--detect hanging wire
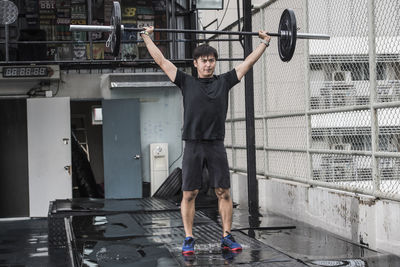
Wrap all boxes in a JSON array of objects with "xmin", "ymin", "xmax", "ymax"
[{"xmin": 216, "ymin": 0, "xmax": 232, "ymax": 31}]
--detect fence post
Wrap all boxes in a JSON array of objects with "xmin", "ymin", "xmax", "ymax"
[
  {"xmin": 260, "ymin": 6, "xmax": 270, "ymax": 181},
  {"xmin": 368, "ymin": 0, "xmax": 380, "ymax": 194},
  {"xmin": 243, "ymin": 0, "xmax": 259, "ymax": 214},
  {"xmin": 228, "ymin": 36, "xmax": 237, "ymax": 177},
  {"xmin": 303, "ymin": 0, "xmax": 313, "ymax": 181}
]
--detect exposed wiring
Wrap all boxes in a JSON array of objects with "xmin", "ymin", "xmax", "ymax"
[
  {"xmin": 54, "ymin": 73, "xmax": 65, "ymax": 96},
  {"xmin": 215, "ymin": 0, "xmax": 232, "ymax": 66},
  {"xmin": 237, "ymin": 0, "xmax": 244, "ymax": 48},
  {"xmin": 169, "ymin": 142, "xmax": 183, "ymax": 169},
  {"xmin": 197, "ymin": 14, "xmax": 205, "ymax": 29},
  {"xmin": 236, "ymin": 0, "xmax": 241, "ymax": 32},
  {"xmin": 53, "ymin": 77, "xmax": 62, "ymax": 96},
  {"xmin": 169, "ymin": 129, "xmax": 184, "ymax": 169},
  {"xmin": 216, "ymin": 0, "xmax": 231, "ymax": 30},
  {"xmin": 24, "ymin": 79, "xmax": 62, "ymax": 97},
  {"xmin": 27, "ymin": 83, "xmax": 43, "ymax": 97}
]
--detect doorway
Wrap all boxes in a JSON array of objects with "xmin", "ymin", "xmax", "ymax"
[
  {"xmin": 70, "ymin": 98, "xmax": 143, "ymax": 199},
  {"xmin": 70, "ymin": 100, "xmax": 104, "ymax": 198}
]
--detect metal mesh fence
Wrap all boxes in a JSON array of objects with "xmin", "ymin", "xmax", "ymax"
[
  {"xmin": 268, "ymin": 116, "xmax": 307, "ymax": 149},
  {"xmin": 220, "ymin": 0, "xmax": 400, "ymax": 201},
  {"xmin": 375, "ymin": 0, "xmax": 400, "ymax": 103},
  {"xmin": 268, "ymin": 151, "xmax": 308, "ymax": 180},
  {"xmin": 312, "ymin": 154, "xmax": 373, "ymax": 184},
  {"xmin": 377, "ymin": 108, "xmax": 400, "ymax": 152},
  {"xmin": 378, "ymin": 157, "xmax": 400, "ymax": 196},
  {"xmin": 311, "ymin": 110, "xmax": 372, "ymax": 151}
]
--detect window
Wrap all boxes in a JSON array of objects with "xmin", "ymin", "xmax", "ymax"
[
  {"xmin": 393, "ymin": 62, "xmax": 400, "ymax": 80},
  {"xmin": 341, "ymin": 63, "xmax": 369, "ymax": 81},
  {"xmin": 310, "ymin": 63, "xmax": 322, "ymax": 70},
  {"xmin": 92, "ymin": 106, "xmax": 102, "ymax": 125},
  {"xmin": 195, "ymin": 0, "xmax": 224, "ymax": 10},
  {"xmin": 377, "ymin": 63, "xmax": 386, "ymax": 80}
]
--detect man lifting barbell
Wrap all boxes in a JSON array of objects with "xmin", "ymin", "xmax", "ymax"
[
  {"xmin": 69, "ymin": 0, "xmax": 329, "ymax": 256},
  {"xmin": 140, "ymin": 25, "xmax": 271, "ymax": 255}
]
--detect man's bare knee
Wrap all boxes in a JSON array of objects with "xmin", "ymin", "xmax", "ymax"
[
  {"xmin": 182, "ymin": 190, "xmax": 199, "ymax": 202},
  {"xmin": 215, "ymin": 188, "xmax": 231, "ymax": 201}
]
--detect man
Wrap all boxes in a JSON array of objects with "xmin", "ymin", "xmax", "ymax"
[{"xmin": 140, "ymin": 26, "xmax": 271, "ymax": 254}]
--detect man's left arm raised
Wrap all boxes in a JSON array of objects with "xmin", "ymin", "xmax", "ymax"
[{"xmin": 234, "ymin": 31, "xmax": 271, "ymax": 81}]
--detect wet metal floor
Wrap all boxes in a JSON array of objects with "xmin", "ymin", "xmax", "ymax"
[
  {"xmin": 1, "ymin": 197, "xmax": 400, "ymax": 266},
  {"xmin": 71, "ymin": 211, "xmax": 302, "ymax": 266},
  {"xmin": 0, "ymin": 218, "xmax": 72, "ymax": 267}
]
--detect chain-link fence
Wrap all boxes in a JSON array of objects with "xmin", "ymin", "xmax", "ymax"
[{"xmin": 214, "ymin": 0, "xmax": 400, "ymax": 201}]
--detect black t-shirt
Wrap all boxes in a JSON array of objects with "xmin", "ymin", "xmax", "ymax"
[{"xmin": 173, "ymin": 69, "xmax": 240, "ymax": 140}]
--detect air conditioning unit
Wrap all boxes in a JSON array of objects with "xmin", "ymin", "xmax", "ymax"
[{"xmin": 332, "ymin": 71, "xmax": 352, "ymax": 82}]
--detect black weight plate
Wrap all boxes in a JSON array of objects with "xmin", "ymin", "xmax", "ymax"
[
  {"xmin": 278, "ymin": 9, "xmax": 297, "ymax": 62},
  {"xmin": 110, "ymin": 1, "xmax": 121, "ymax": 57}
]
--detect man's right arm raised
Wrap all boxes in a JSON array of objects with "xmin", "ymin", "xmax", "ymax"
[{"xmin": 141, "ymin": 26, "xmax": 177, "ymax": 82}]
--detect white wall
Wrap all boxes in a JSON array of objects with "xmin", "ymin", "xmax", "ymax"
[{"xmin": 100, "ymin": 75, "xmax": 183, "ymax": 183}]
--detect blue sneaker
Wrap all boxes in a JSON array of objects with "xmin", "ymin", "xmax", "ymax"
[
  {"xmin": 221, "ymin": 232, "xmax": 242, "ymax": 251},
  {"xmin": 182, "ymin": 236, "xmax": 195, "ymax": 254}
]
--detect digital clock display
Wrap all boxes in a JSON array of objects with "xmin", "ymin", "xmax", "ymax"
[{"xmin": 2, "ymin": 67, "xmax": 49, "ymax": 78}]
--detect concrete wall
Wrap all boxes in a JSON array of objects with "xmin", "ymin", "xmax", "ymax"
[
  {"xmin": 229, "ymin": 172, "xmax": 400, "ymax": 257},
  {"xmin": 0, "ymin": 70, "xmax": 184, "ymax": 185},
  {"xmin": 104, "ymin": 85, "xmax": 183, "ymax": 183}
]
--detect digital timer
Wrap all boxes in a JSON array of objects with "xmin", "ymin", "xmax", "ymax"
[
  {"xmin": 2, "ymin": 66, "xmax": 49, "ymax": 78},
  {"xmin": 0, "ymin": 65, "xmax": 60, "ymax": 80}
]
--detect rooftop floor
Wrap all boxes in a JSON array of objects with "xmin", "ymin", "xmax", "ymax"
[{"xmin": 1, "ymin": 197, "xmax": 399, "ymax": 266}]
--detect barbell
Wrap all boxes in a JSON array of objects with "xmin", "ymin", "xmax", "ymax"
[{"xmin": 70, "ymin": 1, "xmax": 330, "ymax": 62}]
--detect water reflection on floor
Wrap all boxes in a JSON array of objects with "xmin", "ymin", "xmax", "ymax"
[
  {"xmin": 1, "ymin": 198, "xmax": 400, "ymax": 266},
  {"xmin": 0, "ymin": 218, "xmax": 72, "ymax": 267},
  {"xmin": 71, "ymin": 210, "xmax": 304, "ymax": 266},
  {"xmin": 207, "ymin": 208, "xmax": 400, "ymax": 267},
  {"xmin": 65, "ymin": 198, "xmax": 400, "ymax": 266}
]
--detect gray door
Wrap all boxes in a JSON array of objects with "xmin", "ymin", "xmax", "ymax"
[{"xmin": 102, "ymin": 99, "xmax": 142, "ymax": 198}]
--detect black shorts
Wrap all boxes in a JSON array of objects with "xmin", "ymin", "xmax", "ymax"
[{"xmin": 182, "ymin": 140, "xmax": 230, "ymax": 191}]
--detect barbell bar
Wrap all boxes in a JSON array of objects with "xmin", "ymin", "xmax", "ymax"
[
  {"xmin": 70, "ymin": 25, "xmax": 330, "ymax": 39},
  {"xmin": 70, "ymin": 1, "xmax": 330, "ymax": 62}
]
